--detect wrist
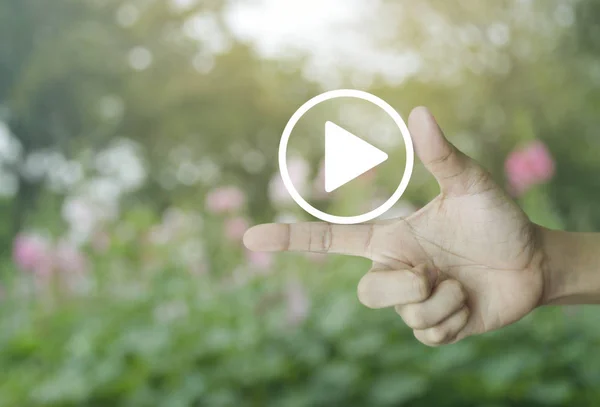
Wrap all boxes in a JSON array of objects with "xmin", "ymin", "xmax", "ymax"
[
  {"xmin": 538, "ymin": 226, "xmax": 567, "ymax": 305},
  {"xmin": 538, "ymin": 225, "xmax": 600, "ymax": 305}
]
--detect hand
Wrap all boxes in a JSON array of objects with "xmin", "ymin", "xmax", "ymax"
[{"xmin": 244, "ymin": 107, "xmax": 546, "ymax": 346}]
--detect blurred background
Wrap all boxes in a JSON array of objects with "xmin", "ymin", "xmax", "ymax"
[{"xmin": 1, "ymin": 0, "xmax": 600, "ymax": 405}]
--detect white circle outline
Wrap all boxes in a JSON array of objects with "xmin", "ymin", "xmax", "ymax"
[{"xmin": 279, "ymin": 89, "xmax": 414, "ymax": 225}]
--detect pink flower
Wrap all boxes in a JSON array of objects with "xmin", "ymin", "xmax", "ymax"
[
  {"xmin": 288, "ymin": 157, "xmax": 309, "ymax": 186},
  {"xmin": 527, "ymin": 141, "xmax": 555, "ymax": 179},
  {"xmin": 55, "ymin": 241, "xmax": 88, "ymax": 274},
  {"xmin": 205, "ymin": 186, "xmax": 246, "ymax": 214},
  {"xmin": 505, "ymin": 140, "xmax": 555, "ymax": 196},
  {"xmin": 285, "ymin": 279, "xmax": 310, "ymax": 326},
  {"xmin": 247, "ymin": 250, "xmax": 273, "ymax": 273},
  {"xmin": 34, "ymin": 252, "xmax": 55, "ymax": 278},
  {"xmin": 269, "ymin": 157, "xmax": 309, "ymax": 205},
  {"xmin": 12, "ymin": 233, "xmax": 50, "ymax": 273},
  {"xmin": 224, "ymin": 216, "xmax": 249, "ymax": 242}
]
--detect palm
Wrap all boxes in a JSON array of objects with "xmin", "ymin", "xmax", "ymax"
[{"xmin": 377, "ymin": 185, "xmax": 544, "ymax": 336}]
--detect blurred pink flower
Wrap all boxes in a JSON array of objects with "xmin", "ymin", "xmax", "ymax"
[
  {"xmin": 269, "ymin": 157, "xmax": 309, "ymax": 205},
  {"xmin": 34, "ymin": 253, "xmax": 55, "ymax": 278},
  {"xmin": 247, "ymin": 250, "xmax": 273, "ymax": 273},
  {"xmin": 205, "ymin": 186, "xmax": 246, "ymax": 214},
  {"xmin": 224, "ymin": 216, "xmax": 249, "ymax": 242},
  {"xmin": 288, "ymin": 157, "xmax": 309, "ymax": 186},
  {"xmin": 528, "ymin": 141, "xmax": 555, "ymax": 178},
  {"xmin": 285, "ymin": 279, "xmax": 311, "ymax": 326},
  {"xmin": 12, "ymin": 233, "xmax": 50, "ymax": 273},
  {"xmin": 505, "ymin": 140, "xmax": 555, "ymax": 196},
  {"xmin": 55, "ymin": 241, "xmax": 88, "ymax": 274}
]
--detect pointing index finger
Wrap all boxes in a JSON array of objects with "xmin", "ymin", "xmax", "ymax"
[{"xmin": 243, "ymin": 223, "xmax": 377, "ymax": 259}]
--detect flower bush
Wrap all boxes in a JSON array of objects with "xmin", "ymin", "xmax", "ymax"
[{"xmin": 0, "ymin": 187, "xmax": 599, "ymax": 406}]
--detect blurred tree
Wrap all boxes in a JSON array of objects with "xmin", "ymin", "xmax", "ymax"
[
  {"xmin": 0, "ymin": 0, "xmax": 137, "ymax": 234},
  {"xmin": 0, "ymin": 0, "xmax": 319, "ymax": 239},
  {"xmin": 3, "ymin": 0, "xmax": 600, "ymax": 237}
]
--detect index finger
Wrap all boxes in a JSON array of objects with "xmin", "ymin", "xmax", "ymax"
[{"xmin": 243, "ymin": 222, "xmax": 377, "ymax": 259}]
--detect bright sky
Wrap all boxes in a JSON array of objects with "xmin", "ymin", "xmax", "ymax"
[
  {"xmin": 226, "ymin": 0, "xmax": 370, "ymax": 56},
  {"xmin": 225, "ymin": 0, "xmax": 421, "ymax": 87}
]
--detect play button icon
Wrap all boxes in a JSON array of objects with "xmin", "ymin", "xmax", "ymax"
[
  {"xmin": 324, "ymin": 121, "xmax": 388, "ymax": 193},
  {"xmin": 278, "ymin": 89, "xmax": 414, "ymax": 225}
]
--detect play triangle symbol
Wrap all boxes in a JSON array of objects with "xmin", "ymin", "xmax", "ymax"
[{"xmin": 324, "ymin": 121, "xmax": 388, "ymax": 193}]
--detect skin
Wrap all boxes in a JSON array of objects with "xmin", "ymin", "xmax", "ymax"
[{"xmin": 243, "ymin": 107, "xmax": 600, "ymax": 347}]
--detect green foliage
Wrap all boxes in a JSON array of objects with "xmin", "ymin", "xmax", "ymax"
[{"xmin": 1, "ymin": 245, "xmax": 599, "ymax": 407}]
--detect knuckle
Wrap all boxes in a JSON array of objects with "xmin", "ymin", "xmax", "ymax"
[
  {"xmin": 465, "ymin": 167, "xmax": 491, "ymax": 192},
  {"xmin": 322, "ymin": 224, "xmax": 333, "ymax": 252},
  {"xmin": 459, "ymin": 306, "xmax": 471, "ymax": 324},
  {"xmin": 429, "ymin": 146, "xmax": 455, "ymax": 168},
  {"xmin": 444, "ymin": 279, "xmax": 466, "ymax": 303},
  {"xmin": 312, "ymin": 223, "xmax": 332, "ymax": 252},
  {"xmin": 411, "ymin": 271, "xmax": 431, "ymax": 300}
]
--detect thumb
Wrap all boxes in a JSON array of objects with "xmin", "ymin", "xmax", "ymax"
[{"xmin": 408, "ymin": 106, "xmax": 490, "ymax": 195}]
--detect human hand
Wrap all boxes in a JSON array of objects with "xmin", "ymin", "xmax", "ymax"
[{"xmin": 244, "ymin": 107, "xmax": 546, "ymax": 346}]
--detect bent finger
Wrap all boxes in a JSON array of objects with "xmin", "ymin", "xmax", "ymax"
[
  {"xmin": 357, "ymin": 264, "xmax": 439, "ymax": 309},
  {"xmin": 413, "ymin": 305, "xmax": 470, "ymax": 347},
  {"xmin": 396, "ymin": 279, "xmax": 467, "ymax": 329}
]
